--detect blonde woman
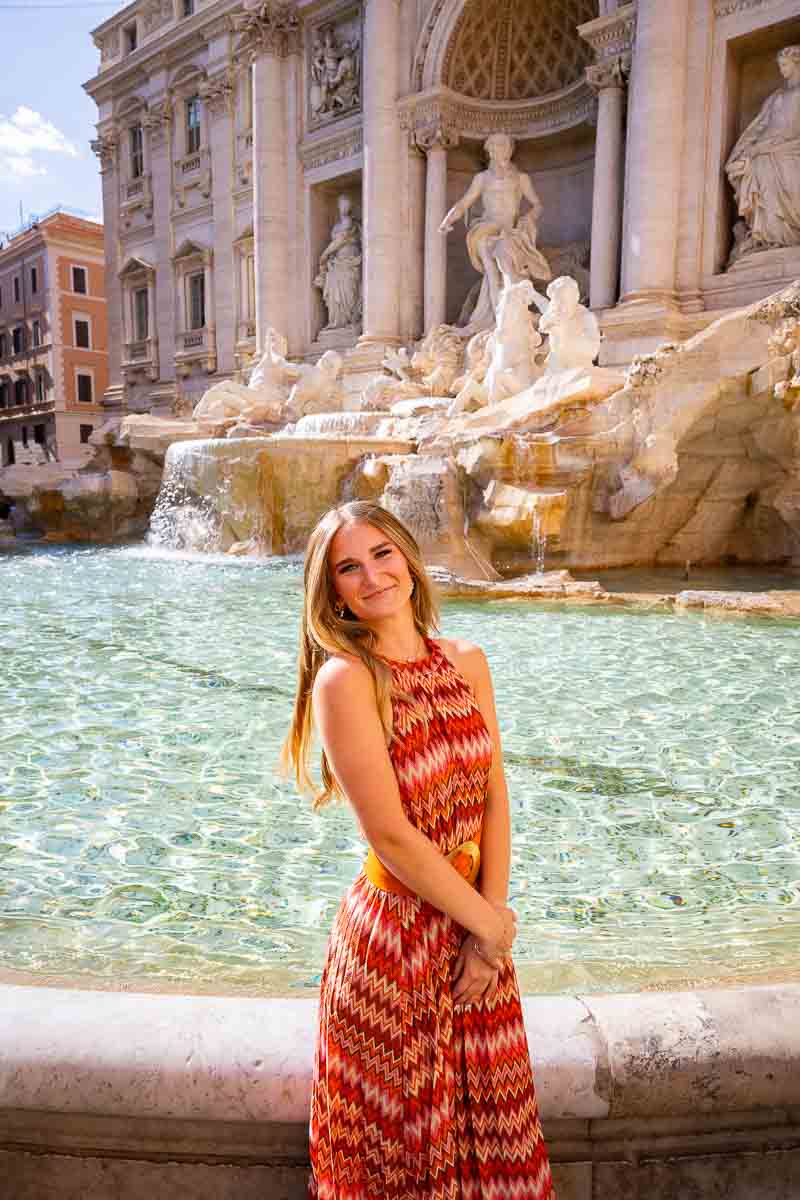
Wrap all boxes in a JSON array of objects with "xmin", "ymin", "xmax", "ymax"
[{"xmin": 283, "ymin": 501, "xmax": 555, "ymax": 1200}]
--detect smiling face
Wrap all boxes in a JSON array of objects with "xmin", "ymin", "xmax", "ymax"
[{"xmin": 328, "ymin": 521, "xmax": 415, "ymax": 623}]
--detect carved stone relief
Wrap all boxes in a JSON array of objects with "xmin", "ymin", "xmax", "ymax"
[
  {"xmin": 91, "ymin": 130, "xmax": 119, "ymax": 173},
  {"xmin": 200, "ymin": 70, "xmax": 236, "ymax": 117},
  {"xmin": 307, "ymin": 8, "xmax": 361, "ymax": 129},
  {"xmin": 142, "ymin": 98, "xmax": 172, "ymax": 150}
]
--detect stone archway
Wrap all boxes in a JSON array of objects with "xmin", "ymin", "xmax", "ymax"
[{"xmin": 413, "ymin": 0, "xmax": 597, "ymax": 98}]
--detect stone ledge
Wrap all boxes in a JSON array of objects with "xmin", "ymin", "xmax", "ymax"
[{"xmin": 1, "ymin": 984, "xmax": 799, "ymax": 1129}]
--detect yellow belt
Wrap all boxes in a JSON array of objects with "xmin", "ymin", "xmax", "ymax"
[{"xmin": 364, "ymin": 833, "xmax": 482, "ymax": 899}]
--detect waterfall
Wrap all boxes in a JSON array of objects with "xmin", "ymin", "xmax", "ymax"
[{"xmin": 531, "ymin": 506, "xmax": 547, "ymax": 576}]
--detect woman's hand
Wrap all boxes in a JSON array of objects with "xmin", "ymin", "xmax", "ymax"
[
  {"xmin": 475, "ymin": 902, "xmax": 517, "ymax": 967},
  {"xmin": 452, "ymin": 935, "xmax": 500, "ymax": 1008}
]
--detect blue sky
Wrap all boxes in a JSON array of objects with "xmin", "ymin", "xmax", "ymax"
[{"xmin": 0, "ymin": 0, "xmax": 122, "ymax": 239}]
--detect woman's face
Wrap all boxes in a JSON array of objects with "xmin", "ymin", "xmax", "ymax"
[{"xmin": 328, "ymin": 521, "xmax": 414, "ymax": 623}]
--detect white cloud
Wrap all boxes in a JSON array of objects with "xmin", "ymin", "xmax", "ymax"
[{"xmin": 0, "ymin": 106, "xmax": 79, "ymax": 179}]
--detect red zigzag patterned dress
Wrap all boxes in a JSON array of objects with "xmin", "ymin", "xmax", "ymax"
[{"xmin": 309, "ymin": 637, "xmax": 555, "ymax": 1199}]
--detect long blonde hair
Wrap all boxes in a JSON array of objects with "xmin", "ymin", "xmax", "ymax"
[{"xmin": 280, "ymin": 501, "xmax": 439, "ymax": 809}]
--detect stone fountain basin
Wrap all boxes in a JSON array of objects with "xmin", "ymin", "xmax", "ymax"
[{"xmin": 2, "ymin": 981, "xmax": 799, "ymax": 1197}]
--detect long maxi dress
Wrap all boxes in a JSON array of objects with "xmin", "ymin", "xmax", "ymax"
[{"xmin": 309, "ymin": 638, "xmax": 555, "ymax": 1200}]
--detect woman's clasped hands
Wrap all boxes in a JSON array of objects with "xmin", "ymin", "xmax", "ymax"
[{"xmin": 452, "ymin": 901, "xmax": 517, "ymax": 1009}]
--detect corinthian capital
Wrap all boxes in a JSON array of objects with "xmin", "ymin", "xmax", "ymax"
[
  {"xmin": 586, "ymin": 53, "xmax": 630, "ymax": 92},
  {"xmin": 233, "ymin": 1, "xmax": 301, "ymax": 61},
  {"xmin": 91, "ymin": 130, "xmax": 119, "ymax": 172}
]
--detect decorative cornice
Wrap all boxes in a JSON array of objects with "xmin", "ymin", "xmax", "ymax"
[
  {"xmin": 578, "ymin": 2, "xmax": 636, "ymax": 63},
  {"xmin": 714, "ymin": 0, "xmax": 785, "ymax": 16},
  {"xmin": 232, "ymin": 1, "xmax": 301, "ymax": 61},
  {"xmin": 299, "ymin": 126, "xmax": 362, "ymax": 172},
  {"xmin": 586, "ymin": 53, "xmax": 631, "ymax": 93},
  {"xmin": 398, "ymin": 81, "xmax": 596, "ymax": 144}
]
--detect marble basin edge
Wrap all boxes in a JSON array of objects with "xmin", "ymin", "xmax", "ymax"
[{"xmin": 2, "ymin": 982, "xmax": 800, "ymax": 1127}]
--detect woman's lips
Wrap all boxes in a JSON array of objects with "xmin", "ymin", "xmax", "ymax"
[{"xmin": 362, "ymin": 584, "xmax": 396, "ymax": 600}]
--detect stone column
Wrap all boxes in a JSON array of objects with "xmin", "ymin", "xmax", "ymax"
[
  {"xmin": 144, "ymin": 98, "xmax": 174, "ymax": 383},
  {"xmin": 419, "ymin": 129, "xmax": 454, "ymax": 333},
  {"xmin": 203, "ymin": 72, "xmax": 235, "ymax": 373},
  {"xmin": 247, "ymin": 5, "xmax": 301, "ymax": 353},
  {"xmin": 406, "ymin": 143, "xmax": 426, "ymax": 340},
  {"xmin": 360, "ymin": 0, "xmax": 403, "ymax": 345},
  {"xmin": 619, "ymin": 0, "xmax": 690, "ymax": 303},
  {"xmin": 91, "ymin": 130, "xmax": 123, "ymax": 404},
  {"xmin": 586, "ymin": 59, "xmax": 628, "ymax": 310}
]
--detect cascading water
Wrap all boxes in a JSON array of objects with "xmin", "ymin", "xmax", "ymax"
[
  {"xmin": 148, "ymin": 440, "xmax": 227, "ymax": 552},
  {"xmin": 147, "ymin": 438, "xmax": 271, "ymax": 554},
  {"xmin": 531, "ymin": 506, "xmax": 547, "ymax": 576}
]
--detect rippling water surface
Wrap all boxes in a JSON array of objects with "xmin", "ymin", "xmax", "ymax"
[{"xmin": 1, "ymin": 544, "xmax": 799, "ymax": 995}]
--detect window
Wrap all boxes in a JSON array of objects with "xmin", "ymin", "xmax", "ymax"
[
  {"xmin": 0, "ymin": 333, "xmax": 6, "ymax": 359},
  {"xmin": 72, "ymin": 266, "xmax": 87, "ymax": 294},
  {"xmin": 77, "ymin": 374, "xmax": 93, "ymax": 404},
  {"xmin": 186, "ymin": 96, "xmax": 201, "ymax": 154},
  {"xmin": 80, "ymin": 424, "xmax": 93, "ymax": 444},
  {"xmin": 35, "ymin": 372, "xmax": 45, "ymax": 405},
  {"xmin": 30, "ymin": 266, "xmax": 38, "ymax": 293},
  {"xmin": 124, "ymin": 22, "xmax": 137, "ymax": 53},
  {"xmin": 74, "ymin": 319, "xmax": 91, "ymax": 349},
  {"xmin": 0, "ymin": 382, "xmax": 7, "ymax": 408},
  {"xmin": 5, "ymin": 439, "xmax": 14, "ymax": 466},
  {"xmin": 182, "ymin": 0, "xmax": 194, "ymax": 14},
  {"xmin": 133, "ymin": 287, "xmax": 149, "ymax": 341},
  {"xmin": 21, "ymin": 425, "xmax": 28, "ymax": 448},
  {"xmin": 34, "ymin": 423, "xmax": 45, "ymax": 445},
  {"xmin": 32, "ymin": 320, "xmax": 41, "ymax": 348},
  {"xmin": 13, "ymin": 277, "xmax": 20, "ymax": 304},
  {"xmin": 14, "ymin": 378, "xmax": 28, "ymax": 406},
  {"xmin": 12, "ymin": 327, "xmax": 23, "ymax": 355},
  {"xmin": 188, "ymin": 272, "xmax": 205, "ymax": 330},
  {"xmin": 129, "ymin": 124, "xmax": 144, "ymax": 179}
]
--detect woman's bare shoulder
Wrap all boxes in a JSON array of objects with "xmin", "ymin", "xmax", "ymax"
[
  {"xmin": 433, "ymin": 636, "xmax": 488, "ymax": 684},
  {"xmin": 314, "ymin": 651, "xmax": 371, "ymax": 691}
]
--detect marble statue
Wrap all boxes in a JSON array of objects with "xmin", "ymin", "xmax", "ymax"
[
  {"xmin": 314, "ymin": 194, "xmax": 363, "ymax": 330},
  {"xmin": 194, "ymin": 328, "xmax": 300, "ymax": 427},
  {"xmin": 532, "ymin": 276, "xmax": 601, "ymax": 373},
  {"xmin": 286, "ymin": 350, "xmax": 346, "ymax": 420},
  {"xmin": 725, "ymin": 45, "xmax": 800, "ymax": 263},
  {"xmin": 440, "ymin": 132, "xmax": 552, "ymax": 334},
  {"xmin": 361, "ymin": 325, "xmax": 465, "ymax": 410},
  {"xmin": 309, "ymin": 25, "xmax": 360, "ymax": 122},
  {"xmin": 483, "ymin": 279, "xmax": 543, "ymax": 405}
]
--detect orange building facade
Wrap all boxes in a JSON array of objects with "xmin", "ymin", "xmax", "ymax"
[{"xmin": 0, "ymin": 211, "xmax": 108, "ymax": 466}]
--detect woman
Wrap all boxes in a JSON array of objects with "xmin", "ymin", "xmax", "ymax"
[{"xmin": 283, "ymin": 501, "xmax": 555, "ymax": 1199}]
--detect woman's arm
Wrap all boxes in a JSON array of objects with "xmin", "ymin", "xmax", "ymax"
[
  {"xmin": 312, "ymin": 656, "xmax": 515, "ymax": 957},
  {"xmin": 439, "ymin": 640, "xmax": 511, "ymax": 906}
]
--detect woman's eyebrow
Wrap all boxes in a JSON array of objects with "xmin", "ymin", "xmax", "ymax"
[{"xmin": 332, "ymin": 541, "xmax": 393, "ymax": 569}]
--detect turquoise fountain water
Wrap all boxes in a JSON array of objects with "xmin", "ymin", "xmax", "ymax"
[{"xmin": 1, "ymin": 543, "xmax": 799, "ymax": 995}]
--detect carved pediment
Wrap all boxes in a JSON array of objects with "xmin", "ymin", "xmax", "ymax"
[
  {"xmin": 119, "ymin": 255, "xmax": 156, "ymax": 279},
  {"xmin": 172, "ymin": 238, "xmax": 212, "ymax": 264}
]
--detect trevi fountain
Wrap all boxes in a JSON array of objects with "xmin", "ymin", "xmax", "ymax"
[{"xmin": 2, "ymin": 4, "xmax": 800, "ymax": 1198}]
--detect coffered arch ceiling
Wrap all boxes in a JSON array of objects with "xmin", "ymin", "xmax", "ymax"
[{"xmin": 444, "ymin": 0, "xmax": 597, "ymax": 100}]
